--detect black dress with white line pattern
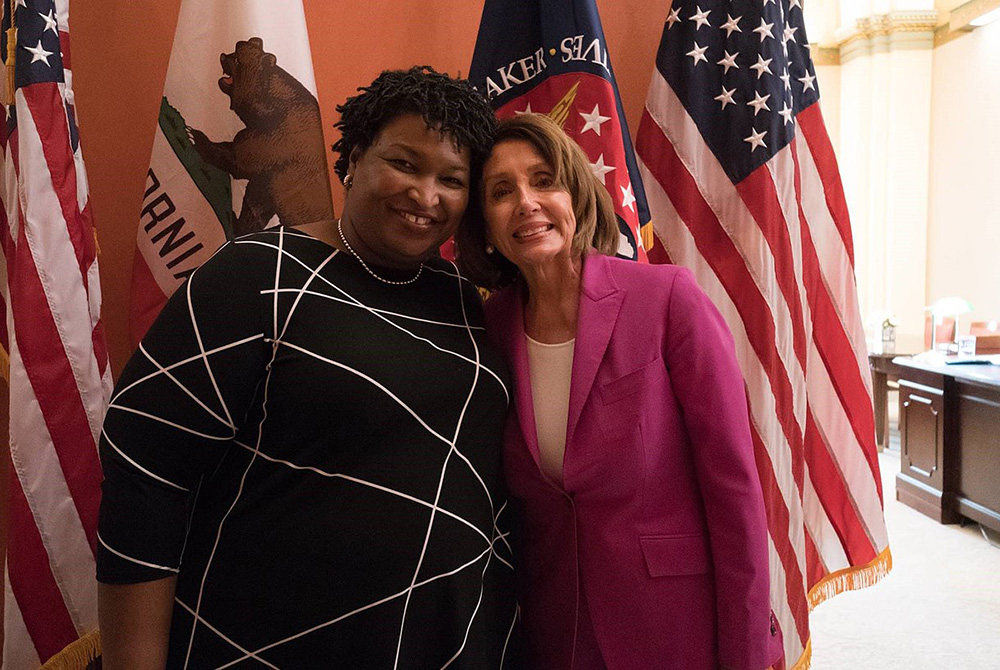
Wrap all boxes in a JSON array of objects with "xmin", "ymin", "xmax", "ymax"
[{"xmin": 97, "ymin": 228, "xmax": 518, "ymax": 668}]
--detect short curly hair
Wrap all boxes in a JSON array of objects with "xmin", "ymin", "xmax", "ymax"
[{"xmin": 332, "ymin": 66, "xmax": 497, "ymax": 182}]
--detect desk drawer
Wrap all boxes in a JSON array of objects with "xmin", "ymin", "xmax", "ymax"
[{"xmin": 899, "ymin": 381, "xmax": 944, "ymax": 484}]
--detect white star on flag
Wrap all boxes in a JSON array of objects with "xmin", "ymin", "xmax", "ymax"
[
  {"xmin": 686, "ymin": 43, "xmax": 709, "ymax": 66},
  {"xmin": 790, "ymin": 0, "xmax": 802, "ymax": 9},
  {"xmin": 620, "ymin": 183, "xmax": 636, "ymax": 212},
  {"xmin": 783, "ymin": 25, "xmax": 799, "ymax": 44},
  {"xmin": 747, "ymin": 91, "xmax": 770, "ymax": 116},
  {"xmin": 40, "ymin": 9, "xmax": 59, "ymax": 34},
  {"xmin": 798, "ymin": 72, "xmax": 816, "ymax": 91},
  {"xmin": 25, "ymin": 40, "xmax": 54, "ymax": 66},
  {"xmin": 779, "ymin": 102, "xmax": 794, "ymax": 125},
  {"xmin": 666, "ymin": 7, "xmax": 682, "ymax": 29},
  {"xmin": 744, "ymin": 128, "xmax": 767, "ymax": 150},
  {"xmin": 579, "ymin": 104, "xmax": 611, "ymax": 136},
  {"xmin": 780, "ymin": 70, "xmax": 791, "ymax": 90},
  {"xmin": 763, "ymin": 0, "xmax": 776, "ymax": 5},
  {"xmin": 717, "ymin": 51, "xmax": 739, "ymax": 74},
  {"xmin": 589, "ymin": 154, "xmax": 616, "ymax": 185},
  {"xmin": 714, "ymin": 86, "xmax": 737, "ymax": 109},
  {"xmin": 514, "ymin": 102, "xmax": 534, "ymax": 115},
  {"xmin": 689, "ymin": 6, "xmax": 711, "ymax": 29},
  {"xmin": 720, "ymin": 14, "xmax": 742, "ymax": 37},
  {"xmin": 750, "ymin": 54, "xmax": 772, "ymax": 79},
  {"xmin": 753, "ymin": 18, "xmax": 774, "ymax": 42},
  {"xmin": 15, "ymin": 0, "xmax": 26, "ymax": 8}
]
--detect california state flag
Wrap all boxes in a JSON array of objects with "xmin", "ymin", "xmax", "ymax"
[{"xmin": 130, "ymin": 0, "xmax": 332, "ymax": 343}]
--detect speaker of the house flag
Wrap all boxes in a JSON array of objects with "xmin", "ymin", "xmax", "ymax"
[{"xmin": 469, "ymin": 0, "xmax": 651, "ymax": 262}]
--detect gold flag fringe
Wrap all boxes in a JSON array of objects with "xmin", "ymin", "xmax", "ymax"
[
  {"xmin": 40, "ymin": 629, "xmax": 101, "ymax": 670},
  {"xmin": 0, "ymin": 342, "xmax": 9, "ymax": 384},
  {"xmin": 640, "ymin": 222, "xmax": 655, "ymax": 255},
  {"xmin": 790, "ymin": 638, "xmax": 813, "ymax": 670},
  {"xmin": 786, "ymin": 545, "xmax": 893, "ymax": 670},
  {"xmin": 807, "ymin": 545, "xmax": 893, "ymax": 610}
]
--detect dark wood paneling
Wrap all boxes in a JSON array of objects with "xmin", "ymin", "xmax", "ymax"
[
  {"xmin": 900, "ymin": 384, "xmax": 942, "ymax": 479},
  {"xmin": 897, "ymin": 377, "xmax": 958, "ymax": 523},
  {"xmin": 894, "ymin": 358, "xmax": 1000, "ymax": 530},
  {"xmin": 955, "ymin": 383, "xmax": 1000, "ymax": 532}
]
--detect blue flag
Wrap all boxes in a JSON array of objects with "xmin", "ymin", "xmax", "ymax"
[{"xmin": 470, "ymin": 0, "xmax": 652, "ymax": 261}]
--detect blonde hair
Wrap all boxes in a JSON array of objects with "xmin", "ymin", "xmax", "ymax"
[{"xmin": 457, "ymin": 113, "xmax": 619, "ymax": 289}]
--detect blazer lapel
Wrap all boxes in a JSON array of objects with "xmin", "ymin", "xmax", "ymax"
[{"xmin": 566, "ymin": 254, "xmax": 624, "ymax": 446}]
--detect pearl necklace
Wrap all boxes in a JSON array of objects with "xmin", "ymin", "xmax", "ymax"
[{"xmin": 337, "ymin": 219, "xmax": 423, "ymax": 286}]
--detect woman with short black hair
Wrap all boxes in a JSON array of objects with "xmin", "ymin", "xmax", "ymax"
[{"xmin": 98, "ymin": 67, "xmax": 518, "ymax": 669}]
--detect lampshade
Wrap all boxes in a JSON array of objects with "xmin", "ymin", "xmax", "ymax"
[{"xmin": 926, "ymin": 297, "xmax": 974, "ymax": 317}]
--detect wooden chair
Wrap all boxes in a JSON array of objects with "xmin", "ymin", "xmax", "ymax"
[
  {"xmin": 923, "ymin": 315, "xmax": 956, "ymax": 350},
  {"xmin": 970, "ymin": 320, "xmax": 1000, "ymax": 336}
]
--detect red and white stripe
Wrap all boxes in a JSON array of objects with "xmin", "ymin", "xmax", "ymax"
[
  {"xmin": 636, "ymin": 66, "xmax": 887, "ymax": 666},
  {"xmin": 1, "ymin": 6, "xmax": 112, "ymax": 664}
]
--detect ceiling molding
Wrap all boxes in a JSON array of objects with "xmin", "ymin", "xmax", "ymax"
[
  {"xmin": 832, "ymin": 11, "xmax": 938, "ymax": 62},
  {"xmin": 812, "ymin": 46, "xmax": 840, "ymax": 67},
  {"xmin": 948, "ymin": 0, "xmax": 1000, "ymax": 31},
  {"xmin": 835, "ymin": 10, "xmax": 939, "ymax": 47}
]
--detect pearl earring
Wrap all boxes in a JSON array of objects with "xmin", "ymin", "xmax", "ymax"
[{"xmin": 485, "ymin": 244, "xmax": 495, "ymax": 255}]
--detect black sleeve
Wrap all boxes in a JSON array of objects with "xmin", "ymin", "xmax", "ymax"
[{"xmin": 97, "ymin": 241, "xmax": 271, "ymax": 583}]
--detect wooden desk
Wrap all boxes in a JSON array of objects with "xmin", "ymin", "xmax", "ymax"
[
  {"xmin": 894, "ymin": 356, "xmax": 1000, "ymax": 532},
  {"xmin": 869, "ymin": 353, "xmax": 910, "ymax": 450}
]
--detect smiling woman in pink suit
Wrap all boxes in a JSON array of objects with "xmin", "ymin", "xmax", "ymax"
[{"xmin": 457, "ymin": 113, "xmax": 784, "ymax": 670}]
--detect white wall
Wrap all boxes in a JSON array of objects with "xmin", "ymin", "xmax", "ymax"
[
  {"xmin": 926, "ymin": 20, "xmax": 1000, "ymax": 327},
  {"xmin": 810, "ymin": 1, "xmax": 998, "ymax": 348},
  {"xmin": 834, "ymin": 26, "xmax": 935, "ymax": 349}
]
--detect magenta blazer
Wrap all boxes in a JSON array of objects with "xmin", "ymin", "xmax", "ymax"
[{"xmin": 484, "ymin": 253, "xmax": 783, "ymax": 669}]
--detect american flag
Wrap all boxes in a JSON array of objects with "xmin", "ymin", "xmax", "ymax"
[
  {"xmin": 1, "ymin": 0, "xmax": 111, "ymax": 666},
  {"xmin": 634, "ymin": 0, "xmax": 891, "ymax": 666}
]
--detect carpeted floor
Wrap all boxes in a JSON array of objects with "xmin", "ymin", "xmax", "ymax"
[{"xmin": 808, "ymin": 442, "xmax": 1000, "ymax": 669}]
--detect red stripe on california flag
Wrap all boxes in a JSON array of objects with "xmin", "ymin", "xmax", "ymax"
[
  {"xmin": 8, "ymin": 467, "xmax": 80, "ymax": 660},
  {"xmin": 748, "ymin": 422, "xmax": 809, "ymax": 645},
  {"xmin": 804, "ymin": 410, "xmax": 878, "ymax": 565},
  {"xmin": 734, "ymin": 167, "xmax": 808, "ymax": 373},
  {"xmin": 796, "ymin": 104, "xmax": 854, "ymax": 267},
  {"xmin": 799, "ymin": 225, "xmax": 882, "ymax": 500},
  {"xmin": 129, "ymin": 248, "xmax": 168, "ymax": 345},
  {"xmin": 10, "ymin": 226, "xmax": 101, "ymax": 548},
  {"xmin": 23, "ymin": 84, "xmax": 91, "ymax": 282},
  {"xmin": 636, "ymin": 109, "xmax": 805, "ymax": 461}
]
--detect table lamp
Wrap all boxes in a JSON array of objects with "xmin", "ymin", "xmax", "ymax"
[{"xmin": 926, "ymin": 296, "xmax": 974, "ymax": 352}]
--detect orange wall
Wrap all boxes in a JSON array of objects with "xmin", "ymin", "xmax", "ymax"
[{"xmin": 72, "ymin": 0, "xmax": 670, "ymax": 374}]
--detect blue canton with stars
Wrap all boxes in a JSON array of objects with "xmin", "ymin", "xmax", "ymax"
[
  {"xmin": 2, "ymin": 0, "xmax": 77, "ymax": 147},
  {"xmin": 2, "ymin": 0, "xmax": 65, "ymax": 87},
  {"xmin": 657, "ymin": 0, "xmax": 818, "ymax": 184}
]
